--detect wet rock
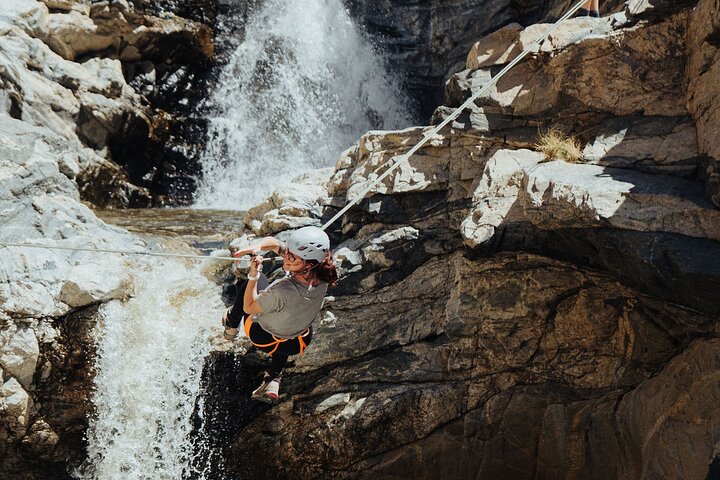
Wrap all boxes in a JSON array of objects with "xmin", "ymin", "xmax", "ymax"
[
  {"xmin": 0, "ymin": 325, "xmax": 39, "ymax": 389},
  {"xmin": 21, "ymin": 420, "xmax": 60, "ymax": 459},
  {"xmin": 244, "ymin": 168, "xmax": 334, "ymax": 236},
  {"xmin": 0, "ymin": 378, "xmax": 31, "ymax": 439}
]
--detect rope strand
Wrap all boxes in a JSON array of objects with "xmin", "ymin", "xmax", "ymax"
[{"xmin": 0, "ymin": 241, "xmax": 275, "ymax": 263}]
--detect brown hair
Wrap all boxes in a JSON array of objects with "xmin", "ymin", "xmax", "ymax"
[{"xmin": 306, "ymin": 252, "xmax": 338, "ymax": 286}]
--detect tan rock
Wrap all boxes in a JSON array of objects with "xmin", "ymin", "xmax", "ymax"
[
  {"xmin": 461, "ymin": 148, "xmax": 544, "ymax": 247},
  {"xmin": 582, "ymin": 117, "xmax": 699, "ymax": 177},
  {"xmin": 616, "ymin": 339, "xmax": 720, "ymax": 480},
  {"xmin": 466, "ymin": 23, "xmax": 523, "ymax": 69},
  {"xmin": 450, "ymin": 12, "xmax": 690, "ymax": 119}
]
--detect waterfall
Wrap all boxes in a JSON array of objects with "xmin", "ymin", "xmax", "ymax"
[
  {"xmin": 76, "ymin": 258, "xmax": 224, "ymax": 480},
  {"xmin": 193, "ymin": 0, "xmax": 413, "ymax": 209}
]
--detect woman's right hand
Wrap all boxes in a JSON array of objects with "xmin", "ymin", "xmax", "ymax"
[{"xmin": 231, "ymin": 246, "xmax": 261, "ymax": 258}]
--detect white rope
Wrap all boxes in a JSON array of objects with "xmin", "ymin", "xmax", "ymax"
[
  {"xmin": 0, "ymin": 241, "xmax": 275, "ymax": 263},
  {"xmin": 321, "ymin": 0, "xmax": 589, "ymax": 231}
]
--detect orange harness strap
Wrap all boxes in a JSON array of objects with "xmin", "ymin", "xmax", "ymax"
[{"xmin": 244, "ymin": 316, "xmax": 310, "ymax": 356}]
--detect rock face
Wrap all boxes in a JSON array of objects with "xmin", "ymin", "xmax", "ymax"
[
  {"xmin": 345, "ymin": 0, "xmax": 627, "ymax": 119},
  {"xmin": 0, "ymin": 113, "xmax": 141, "ymax": 479},
  {"xmin": 686, "ymin": 0, "xmax": 720, "ymax": 207},
  {"xmin": 202, "ymin": 1, "xmax": 720, "ymax": 479},
  {"xmin": 0, "ymin": 0, "xmax": 216, "ymax": 207}
]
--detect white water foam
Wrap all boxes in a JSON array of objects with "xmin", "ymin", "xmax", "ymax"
[
  {"xmin": 76, "ymin": 258, "xmax": 224, "ymax": 480},
  {"xmin": 193, "ymin": 0, "xmax": 413, "ymax": 209}
]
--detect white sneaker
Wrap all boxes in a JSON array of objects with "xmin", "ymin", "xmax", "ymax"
[
  {"xmin": 251, "ymin": 374, "xmax": 271, "ymax": 399},
  {"xmin": 264, "ymin": 376, "xmax": 281, "ymax": 401}
]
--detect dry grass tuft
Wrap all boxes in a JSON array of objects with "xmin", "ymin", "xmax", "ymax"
[{"xmin": 535, "ymin": 127, "xmax": 584, "ymax": 163}]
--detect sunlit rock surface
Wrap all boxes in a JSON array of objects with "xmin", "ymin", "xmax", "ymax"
[{"xmin": 0, "ymin": 0, "xmax": 215, "ymax": 207}]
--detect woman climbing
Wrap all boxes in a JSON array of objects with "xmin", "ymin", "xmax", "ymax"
[{"xmin": 222, "ymin": 226, "xmax": 337, "ymax": 402}]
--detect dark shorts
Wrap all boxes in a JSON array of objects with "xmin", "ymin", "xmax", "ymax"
[{"xmin": 244, "ymin": 316, "xmax": 313, "ymax": 356}]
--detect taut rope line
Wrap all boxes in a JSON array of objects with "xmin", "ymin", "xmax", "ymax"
[
  {"xmin": 0, "ymin": 241, "xmax": 273, "ymax": 264},
  {"xmin": 0, "ymin": 0, "xmax": 588, "ymax": 260}
]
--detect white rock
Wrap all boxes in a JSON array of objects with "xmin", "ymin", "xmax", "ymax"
[
  {"xmin": 316, "ymin": 392, "xmax": 351, "ymax": 413},
  {"xmin": 521, "ymin": 161, "xmax": 720, "ymax": 242},
  {"xmin": 462, "ymin": 149, "xmax": 544, "ymax": 247},
  {"xmin": 60, "ymin": 259, "xmax": 134, "ymax": 308},
  {"xmin": 0, "ymin": 0, "xmax": 48, "ymax": 32},
  {"xmin": 0, "ymin": 377, "xmax": 31, "ymax": 436},
  {"xmin": 245, "ymin": 168, "xmax": 333, "ymax": 235},
  {"xmin": 0, "ymin": 324, "xmax": 39, "ymax": 387},
  {"xmin": 326, "ymin": 396, "xmax": 367, "ymax": 426},
  {"xmin": 334, "ymin": 247, "xmax": 363, "ymax": 276},
  {"xmin": 0, "ymin": 24, "xmax": 139, "ymax": 149},
  {"xmin": 0, "ymin": 115, "xmax": 141, "ymax": 318}
]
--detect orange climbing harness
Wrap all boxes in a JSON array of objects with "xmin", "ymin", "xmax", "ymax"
[{"xmin": 244, "ymin": 316, "xmax": 311, "ymax": 355}]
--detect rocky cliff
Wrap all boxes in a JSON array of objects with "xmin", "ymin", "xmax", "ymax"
[
  {"xmin": 1, "ymin": 0, "xmax": 720, "ymax": 479},
  {"xmin": 202, "ymin": 1, "xmax": 720, "ymax": 479}
]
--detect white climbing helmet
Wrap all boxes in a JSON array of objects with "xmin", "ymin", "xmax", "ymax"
[{"xmin": 287, "ymin": 226, "xmax": 330, "ymax": 262}]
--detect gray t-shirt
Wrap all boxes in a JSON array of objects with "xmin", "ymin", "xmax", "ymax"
[{"xmin": 254, "ymin": 277, "xmax": 328, "ymax": 338}]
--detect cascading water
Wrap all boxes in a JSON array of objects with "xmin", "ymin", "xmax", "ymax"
[
  {"xmin": 76, "ymin": 258, "xmax": 225, "ymax": 480},
  {"xmin": 193, "ymin": 0, "xmax": 413, "ymax": 209}
]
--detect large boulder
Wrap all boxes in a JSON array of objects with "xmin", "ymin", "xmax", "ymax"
[{"xmin": 206, "ymin": 252, "xmax": 718, "ymax": 479}]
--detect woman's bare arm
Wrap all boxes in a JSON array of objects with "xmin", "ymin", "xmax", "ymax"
[
  {"xmin": 232, "ymin": 236, "xmax": 285, "ymax": 258},
  {"xmin": 243, "ymin": 255, "xmax": 265, "ymax": 314}
]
